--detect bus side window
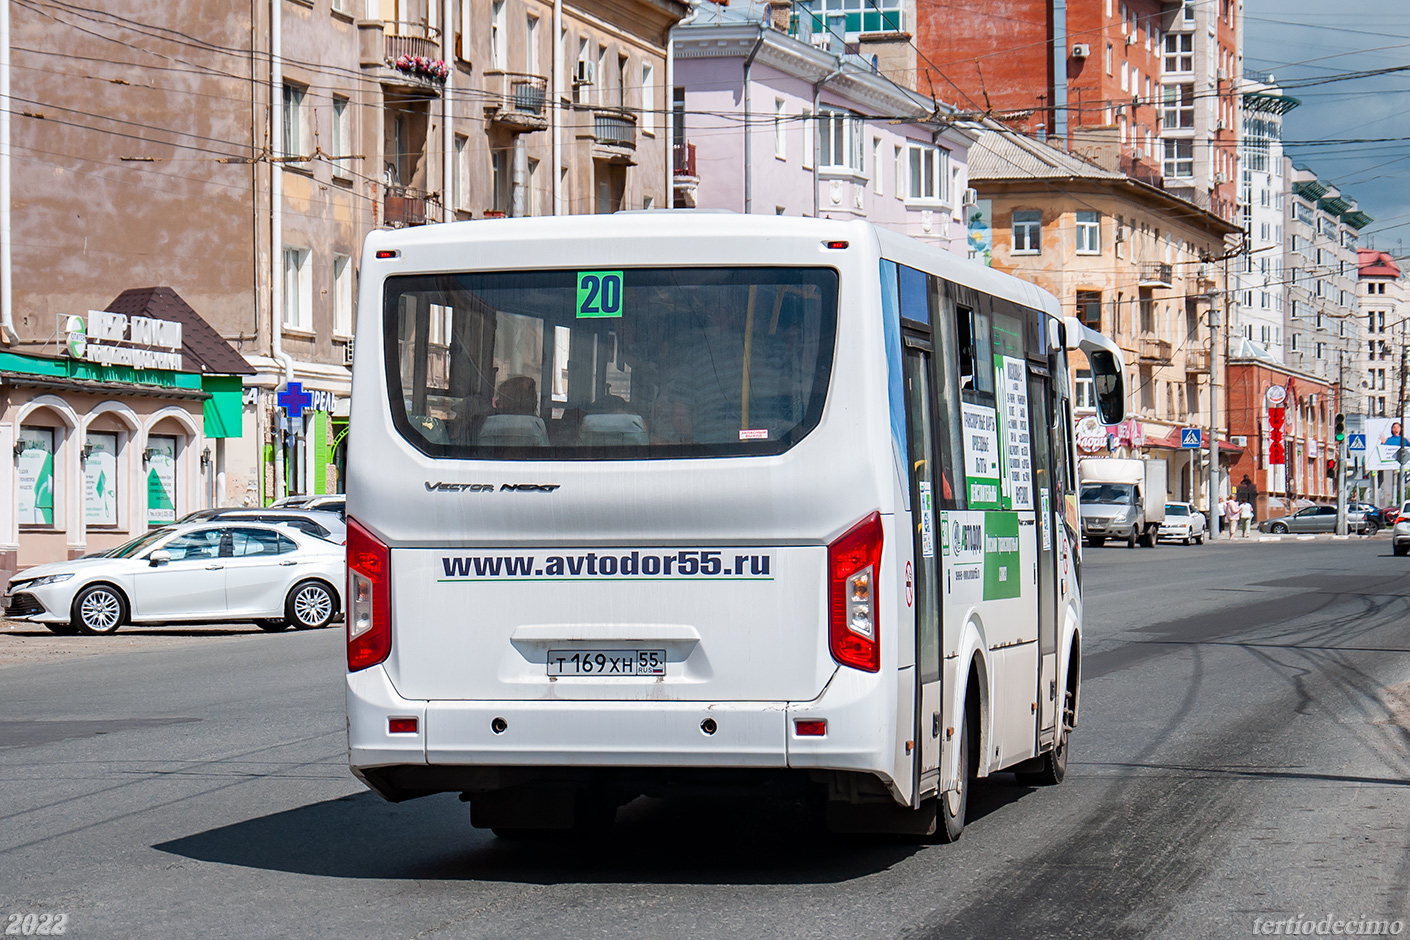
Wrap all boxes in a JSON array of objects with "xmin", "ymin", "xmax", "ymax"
[
  {"xmin": 930, "ymin": 275, "xmax": 966, "ymax": 510},
  {"xmin": 956, "ymin": 305, "xmax": 994, "ymax": 400}
]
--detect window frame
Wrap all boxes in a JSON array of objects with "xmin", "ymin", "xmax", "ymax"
[
  {"xmin": 1012, "ymin": 209, "xmax": 1042, "ymax": 255},
  {"xmin": 1075, "ymin": 211, "xmax": 1100, "ymax": 255}
]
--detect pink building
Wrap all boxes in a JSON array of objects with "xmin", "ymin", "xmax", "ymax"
[{"xmin": 672, "ymin": 2, "xmax": 973, "ymax": 251}]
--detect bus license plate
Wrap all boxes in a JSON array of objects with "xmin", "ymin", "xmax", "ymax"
[{"xmin": 547, "ymin": 649, "xmax": 666, "ymax": 676}]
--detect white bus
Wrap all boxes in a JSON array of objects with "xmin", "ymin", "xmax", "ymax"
[{"xmin": 344, "ymin": 214, "xmax": 1125, "ymax": 840}]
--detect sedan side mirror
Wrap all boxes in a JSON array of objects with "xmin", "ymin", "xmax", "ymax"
[{"xmin": 148, "ymin": 550, "xmax": 171, "ymax": 567}]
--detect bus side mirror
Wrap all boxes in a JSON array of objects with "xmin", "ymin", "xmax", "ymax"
[{"xmin": 1088, "ymin": 349, "xmax": 1125, "ymax": 426}]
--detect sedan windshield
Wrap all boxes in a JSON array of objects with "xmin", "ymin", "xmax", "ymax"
[
  {"xmin": 105, "ymin": 528, "xmax": 174, "ymax": 558},
  {"xmin": 1081, "ymin": 483, "xmax": 1134, "ymax": 505},
  {"xmin": 1165, "ymin": 504, "xmax": 1189, "ymax": 516}
]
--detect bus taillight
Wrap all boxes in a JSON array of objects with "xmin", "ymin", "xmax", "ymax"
[
  {"xmin": 347, "ymin": 518, "xmax": 392, "ymax": 672},
  {"xmin": 828, "ymin": 511, "xmax": 883, "ymax": 673}
]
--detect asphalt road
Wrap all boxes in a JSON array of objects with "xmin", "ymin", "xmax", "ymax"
[{"xmin": 1, "ymin": 537, "xmax": 1408, "ymax": 939}]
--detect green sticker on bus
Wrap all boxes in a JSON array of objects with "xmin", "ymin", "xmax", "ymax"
[{"xmin": 577, "ymin": 271, "xmax": 624, "ymax": 318}]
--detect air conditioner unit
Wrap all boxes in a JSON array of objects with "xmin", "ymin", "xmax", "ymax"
[
  {"xmin": 1126, "ymin": 33, "xmax": 1137, "ymax": 45},
  {"xmin": 1215, "ymin": 119, "xmax": 1228, "ymax": 131},
  {"xmin": 574, "ymin": 60, "xmax": 595, "ymax": 85},
  {"xmin": 1214, "ymin": 172, "xmax": 1227, "ymax": 184},
  {"xmin": 1217, "ymin": 66, "xmax": 1228, "ymax": 81},
  {"xmin": 1072, "ymin": 43, "xmax": 1091, "ymax": 58},
  {"xmin": 962, "ymin": 187, "xmax": 978, "ymax": 207},
  {"xmin": 343, "ymin": 338, "xmax": 355, "ymax": 365}
]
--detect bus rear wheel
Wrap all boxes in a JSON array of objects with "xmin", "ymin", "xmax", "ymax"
[
  {"xmin": 936, "ymin": 702, "xmax": 975, "ymax": 843},
  {"xmin": 1016, "ymin": 685, "xmax": 1074, "ymax": 787}
]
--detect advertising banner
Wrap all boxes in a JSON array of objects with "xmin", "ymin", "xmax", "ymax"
[
  {"xmin": 17, "ymin": 428, "xmax": 54, "ymax": 526},
  {"xmin": 83, "ymin": 432, "xmax": 118, "ymax": 526},
  {"xmin": 998, "ymin": 356, "xmax": 1033, "ymax": 511},
  {"xmin": 961, "ymin": 403, "xmax": 1002, "ymax": 509},
  {"xmin": 146, "ymin": 435, "xmax": 177, "ymax": 524},
  {"xmin": 1365, "ymin": 417, "xmax": 1408, "ymax": 472}
]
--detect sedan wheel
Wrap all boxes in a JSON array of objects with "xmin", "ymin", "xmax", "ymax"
[
  {"xmin": 72, "ymin": 584, "xmax": 126, "ymax": 636},
  {"xmin": 1270, "ymin": 522, "xmax": 1289, "ymax": 535},
  {"xmin": 287, "ymin": 580, "xmax": 336, "ymax": 630}
]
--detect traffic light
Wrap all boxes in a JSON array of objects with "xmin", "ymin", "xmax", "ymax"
[
  {"xmin": 1327, "ymin": 458, "xmax": 1336, "ymax": 480},
  {"xmin": 1335, "ymin": 413, "xmax": 1346, "ymax": 443}
]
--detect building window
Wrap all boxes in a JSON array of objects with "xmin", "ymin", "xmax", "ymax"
[
  {"xmin": 818, "ymin": 108, "xmax": 862, "ymax": 170},
  {"xmin": 282, "ymin": 247, "xmax": 311, "ymax": 330},
  {"xmin": 1164, "ymin": 32, "xmax": 1193, "ymax": 72},
  {"xmin": 1075, "ymin": 211, "xmax": 1100, "ymax": 254},
  {"xmin": 146, "ymin": 436, "xmax": 178, "ymax": 526},
  {"xmin": 454, "ymin": 134, "xmax": 470, "ymax": 211},
  {"xmin": 526, "ymin": 157, "xmax": 540, "ymax": 216},
  {"xmin": 1106, "ymin": 43, "xmax": 1113, "ymax": 75},
  {"xmin": 801, "ymin": 0, "xmax": 902, "ymax": 38},
  {"xmin": 1162, "ymin": 84, "xmax": 1193, "ymax": 129},
  {"xmin": 491, "ymin": 148, "xmax": 509, "ymax": 213},
  {"xmin": 641, "ymin": 63, "xmax": 655, "ymax": 135},
  {"xmin": 1076, "ymin": 289, "xmax": 1102, "ymax": 328},
  {"xmin": 801, "ymin": 107, "xmax": 812, "ymax": 169},
  {"xmin": 1163, "ymin": 138, "xmax": 1193, "ymax": 178},
  {"xmin": 526, "ymin": 14, "xmax": 539, "ymax": 74},
  {"xmin": 83, "ymin": 431, "xmax": 119, "ymax": 527},
  {"xmin": 331, "ymin": 96, "xmax": 352, "ymax": 179},
  {"xmin": 17, "ymin": 427, "xmax": 56, "ymax": 526},
  {"xmin": 1074, "ymin": 369, "xmax": 1095, "ymax": 410},
  {"xmin": 872, "ymin": 137, "xmax": 882, "ymax": 194},
  {"xmin": 490, "ymin": 0, "xmax": 505, "ymax": 69},
  {"xmin": 1012, "ymin": 210, "xmax": 1041, "ymax": 254},
  {"xmin": 774, "ymin": 98, "xmax": 786, "ymax": 159},
  {"xmin": 333, "ymin": 253, "xmax": 353, "ymax": 337},
  {"xmin": 281, "ymin": 84, "xmax": 308, "ymax": 169},
  {"xmin": 576, "ymin": 38, "xmax": 590, "ymax": 104},
  {"xmin": 905, "ymin": 142, "xmax": 949, "ymax": 202}
]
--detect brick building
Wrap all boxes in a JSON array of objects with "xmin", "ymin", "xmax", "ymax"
[{"xmin": 1226, "ymin": 358, "xmax": 1337, "ymax": 517}]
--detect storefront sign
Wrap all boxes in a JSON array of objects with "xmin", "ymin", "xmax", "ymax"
[
  {"xmin": 309, "ymin": 389, "xmax": 338, "ymax": 412},
  {"xmin": 62, "ymin": 309, "xmax": 185, "ymax": 372},
  {"xmin": 84, "ymin": 432, "xmax": 118, "ymax": 526},
  {"xmin": 17, "ymin": 428, "xmax": 54, "ymax": 526},
  {"xmin": 146, "ymin": 435, "xmax": 177, "ymax": 525},
  {"xmin": 1075, "ymin": 415, "xmax": 1107, "ymax": 453}
]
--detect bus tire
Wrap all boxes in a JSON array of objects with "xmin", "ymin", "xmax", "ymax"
[
  {"xmin": 936, "ymin": 697, "xmax": 975, "ymax": 843},
  {"xmin": 1016, "ymin": 680, "xmax": 1075, "ymax": 787}
]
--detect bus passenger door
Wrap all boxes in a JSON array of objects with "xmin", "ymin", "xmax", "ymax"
[
  {"xmin": 1028, "ymin": 367, "xmax": 1060, "ymax": 745},
  {"xmin": 902, "ymin": 340, "xmax": 942, "ymax": 786}
]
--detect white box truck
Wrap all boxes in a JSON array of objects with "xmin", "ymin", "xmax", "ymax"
[{"xmin": 1078, "ymin": 458, "xmax": 1167, "ymax": 548}]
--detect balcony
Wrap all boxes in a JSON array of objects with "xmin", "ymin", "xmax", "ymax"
[
  {"xmin": 673, "ymin": 141, "xmax": 699, "ymax": 208},
  {"xmin": 1184, "ymin": 349, "xmax": 1210, "ymax": 373},
  {"xmin": 484, "ymin": 71, "xmax": 548, "ymax": 132},
  {"xmin": 381, "ymin": 185, "xmax": 441, "ymax": 228},
  {"xmin": 1139, "ymin": 263, "xmax": 1174, "ymax": 288},
  {"xmin": 591, "ymin": 109, "xmax": 637, "ymax": 161},
  {"xmin": 1139, "ymin": 337, "xmax": 1173, "ymax": 364},
  {"xmin": 359, "ymin": 20, "xmax": 445, "ymax": 95}
]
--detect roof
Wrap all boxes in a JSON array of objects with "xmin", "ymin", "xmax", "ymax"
[
  {"xmin": 103, "ymin": 287, "xmax": 255, "ymax": 375},
  {"xmin": 1358, "ymin": 249, "xmax": 1401, "ymax": 279},
  {"xmin": 967, "ymin": 126, "xmax": 1124, "ymax": 182}
]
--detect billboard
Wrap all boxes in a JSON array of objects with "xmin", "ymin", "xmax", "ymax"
[{"xmin": 1364, "ymin": 417, "xmax": 1408, "ymax": 472}]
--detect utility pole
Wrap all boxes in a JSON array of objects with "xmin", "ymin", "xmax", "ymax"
[
  {"xmin": 1336, "ymin": 351, "xmax": 1347, "ymax": 536},
  {"xmin": 1399, "ymin": 333, "xmax": 1408, "ymax": 505},
  {"xmin": 1206, "ymin": 283, "xmax": 1221, "ymax": 541}
]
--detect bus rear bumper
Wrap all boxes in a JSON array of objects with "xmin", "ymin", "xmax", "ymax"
[{"xmin": 347, "ymin": 664, "xmax": 900, "ymax": 798}]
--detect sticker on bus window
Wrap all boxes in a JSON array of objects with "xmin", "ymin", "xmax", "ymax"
[
  {"xmin": 577, "ymin": 271, "xmax": 624, "ymax": 318},
  {"xmin": 739, "ymin": 429, "xmax": 769, "ymax": 441}
]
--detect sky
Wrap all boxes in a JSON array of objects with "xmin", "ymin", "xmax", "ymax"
[{"xmin": 1243, "ymin": 1, "xmax": 1410, "ymax": 256}]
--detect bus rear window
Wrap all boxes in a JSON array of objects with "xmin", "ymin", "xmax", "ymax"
[{"xmin": 383, "ymin": 267, "xmax": 838, "ymax": 459}]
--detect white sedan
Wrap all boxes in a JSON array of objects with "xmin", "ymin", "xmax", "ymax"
[
  {"xmin": 1158, "ymin": 501, "xmax": 1207, "ymax": 545},
  {"xmin": 2, "ymin": 521, "xmax": 345, "ymax": 636}
]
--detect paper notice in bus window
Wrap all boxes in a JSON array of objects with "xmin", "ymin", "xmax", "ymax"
[
  {"xmin": 1040, "ymin": 488, "xmax": 1052, "ymax": 552},
  {"xmin": 919, "ymin": 481, "xmax": 935, "ymax": 557},
  {"xmin": 739, "ymin": 429, "xmax": 769, "ymax": 440},
  {"xmin": 961, "ymin": 403, "xmax": 1001, "ymax": 509},
  {"xmin": 1000, "ymin": 356, "xmax": 1033, "ymax": 511}
]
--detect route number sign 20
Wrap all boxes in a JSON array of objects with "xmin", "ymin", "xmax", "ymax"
[{"xmin": 577, "ymin": 271, "xmax": 624, "ymax": 318}]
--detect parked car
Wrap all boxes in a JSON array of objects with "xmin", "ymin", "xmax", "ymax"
[
  {"xmin": 177, "ymin": 507, "xmax": 346, "ymax": 544},
  {"xmin": 1258, "ymin": 505, "xmax": 1378, "ymax": 536},
  {"xmin": 1158, "ymin": 502, "xmax": 1207, "ymax": 544},
  {"xmin": 269, "ymin": 494, "xmax": 345, "ymax": 518},
  {"xmin": 1, "ymin": 521, "xmax": 345, "ymax": 636}
]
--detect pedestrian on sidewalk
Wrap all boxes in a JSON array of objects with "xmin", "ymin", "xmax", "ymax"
[
  {"xmin": 1223, "ymin": 495, "xmax": 1239, "ymax": 539},
  {"xmin": 1238, "ymin": 499, "xmax": 1253, "ymax": 538}
]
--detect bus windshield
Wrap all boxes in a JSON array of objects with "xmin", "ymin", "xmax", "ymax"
[{"xmin": 383, "ymin": 267, "xmax": 838, "ymax": 460}]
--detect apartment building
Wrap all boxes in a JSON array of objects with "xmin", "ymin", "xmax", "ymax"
[
  {"xmin": 1283, "ymin": 161, "xmax": 1370, "ymax": 401},
  {"xmin": 672, "ymin": 1, "xmax": 973, "ymax": 247},
  {"xmin": 1232, "ymin": 73, "xmax": 1296, "ymax": 358},
  {"xmin": 967, "ymin": 124, "xmax": 1239, "ymax": 507},
  {"xmin": 0, "ymin": 0, "xmax": 686, "ymax": 522}
]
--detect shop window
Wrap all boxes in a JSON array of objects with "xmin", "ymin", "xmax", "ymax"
[
  {"xmin": 84, "ymin": 431, "xmax": 119, "ymax": 527},
  {"xmin": 17, "ymin": 427, "xmax": 55, "ymax": 526}
]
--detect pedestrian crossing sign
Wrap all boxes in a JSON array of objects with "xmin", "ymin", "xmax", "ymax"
[
  {"xmin": 1347, "ymin": 433, "xmax": 1366, "ymax": 453},
  {"xmin": 1180, "ymin": 428, "xmax": 1202, "ymax": 448}
]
